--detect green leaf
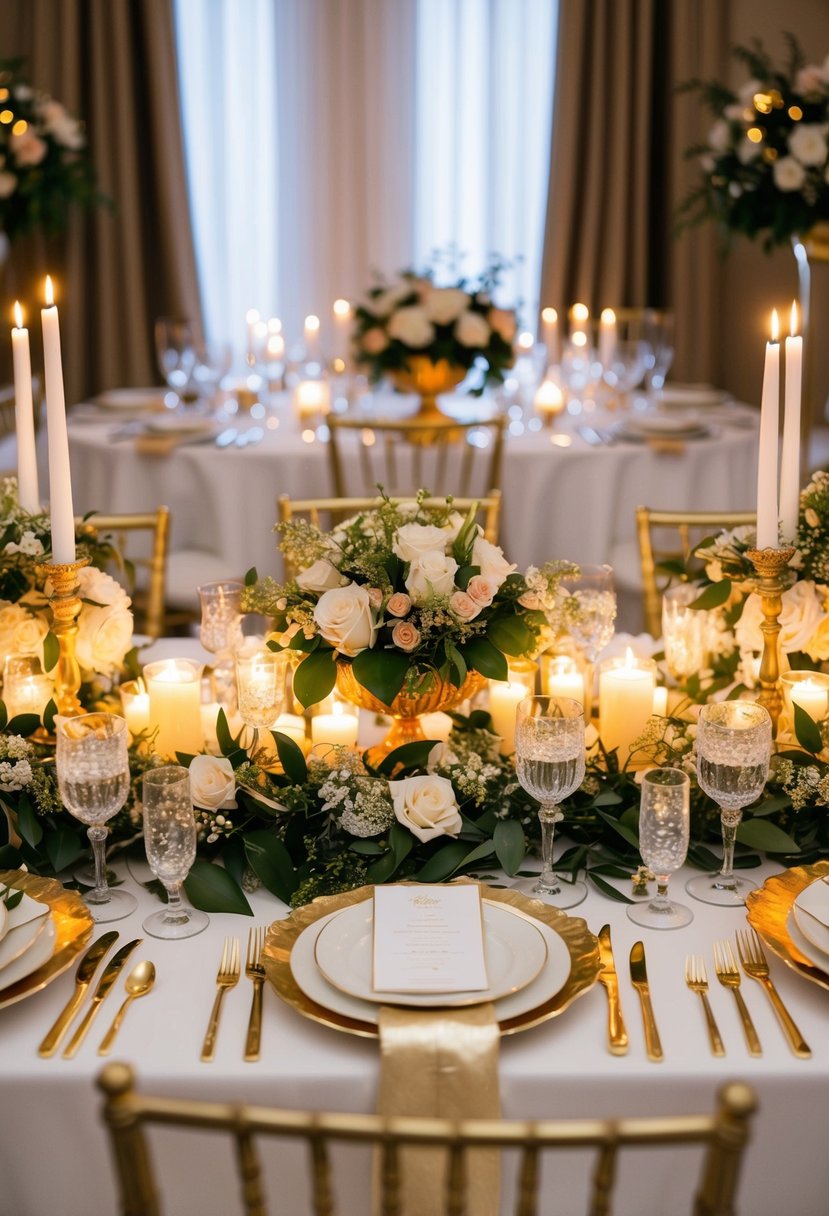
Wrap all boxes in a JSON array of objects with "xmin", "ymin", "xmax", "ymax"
[
  {"xmin": 216, "ymin": 708, "xmax": 237, "ymax": 755},
  {"xmin": 43, "ymin": 698, "xmax": 58, "ymax": 734},
  {"xmin": 0, "ymin": 701, "xmax": 6, "ymax": 731},
  {"xmin": 737, "ymin": 819, "xmax": 800, "ymax": 854},
  {"xmin": 456, "ymin": 839, "xmax": 496, "ymax": 869},
  {"xmin": 793, "ymin": 704, "xmax": 823, "ymax": 755},
  {"xmin": 591, "ymin": 790, "xmax": 623, "ymax": 807},
  {"xmin": 42, "ymin": 631, "xmax": 60, "ymax": 673},
  {"xmin": 460, "ymin": 636, "xmax": 508, "ymax": 681},
  {"xmin": 454, "ymin": 565, "xmax": 479, "ymax": 592},
  {"xmin": 2, "ymin": 887, "xmax": 23, "ymax": 910},
  {"xmin": 587, "ymin": 871, "xmax": 635, "ymax": 904},
  {"xmin": 15, "ymin": 797, "xmax": 42, "ymax": 848},
  {"xmin": 351, "ymin": 649, "xmax": 410, "ymax": 707},
  {"xmin": 272, "ymin": 731, "xmax": 307, "ymax": 784},
  {"xmin": 378, "ymin": 740, "xmax": 436, "ymax": 775},
  {"xmin": 596, "ymin": 809, "xmax": 640, "ymax": 850},
  {"xmin": 349, "ymin": 840, "xmax": 385, "ymax": 856},
  {"xmin": 445, "ymin": 640, "xmax": 467, "ymax": 686},
  {"xmin": 367, "ymin": 848, "xmax": 400, "ymax": 884},
  {"xmin": 6, "ymin": 713, "xmax": 41, "ymax": 738},
  {"xmin": 689, "ymin": 580, "xmax": 732, "ymax": 610},
  {"xmin": 245, "ymin": 567, "xmax": 258, "ymax": 585},
  {"xmin": 416, "ymin": 840, "xmax": 474, "ymax": 883},
  {"xmin": 45, "ymin": 823, "xmax": 85, "ymax": 873},
  {"xmin": 493, "ymin": 819, "xmax": 525, "ymax": 876},
  {"xmin": 487, "ymin": 615, "xmax": 535, "ymax": 657},
  {"xmin": 243, "ymin": 831, "xmax": 298, "ymax": 904},
  {"xmin": 389, "ymin": 822, "xmax": 414, "ymax": 865},
  {"xmin": 0, "ymin": 844, "xmax": 22, "ymax": 869},
  {"xmin": 293, "ymin": 649, "xmax": 338, "ymax": 708},
  {"xmin": 183, "ymin": 859, "xmax": 253, "ymax": 915}
]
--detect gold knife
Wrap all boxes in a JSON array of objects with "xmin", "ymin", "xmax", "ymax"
[
  {"xmin": 629, "ymin": 940, "xmax": 663, "ymax": 1062},
  {"xmin": 597, "ymin": 925, "xmax": 629, "ymax": 1055},
  {"xmin": 38, "ymin": 931, "xmax": 119, "ymax": 1058},
  {"xmin": 62, "ymin": 938, "xmax": 142, "ymax": 1059}
]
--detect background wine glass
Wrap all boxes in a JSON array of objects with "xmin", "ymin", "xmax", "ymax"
[
  {"xmin": 512, "ymin": 694, "xmax": 587, "ymax": 908},
  {"xmin": 642, "ymin": 308, "xmax": 675, "ymax": 394},
  {"xmin": 686, "ymin": 700, "xmax": 772, "ymax": 907},
  {"xmin": 154, "ymin": 317, "xmax": 198, "ymax": 409},
  {"xmin": 236, "ymin": 646, "xmax": 288, "ymax": 755},
  {"xmin": 199, "ymin": 579, "xmax": 244, "ymax": 710},
  {"xmin": 627, "ymin": 767, "xmax": 692, "ymax": 929},
  {"xmin": 56, "ymin": 713, "xmax": 136, "ymax": 923},
  {"xmin": 560, "ymin": 563, "xmax": 617, "ymax": 721},
  {"xmin": 662, "ymin": 583, "xmax": 708, "ymax": 684},
  {"xmin": 142, "ymin": 766, "xmax": 208, "ymax": 940}
]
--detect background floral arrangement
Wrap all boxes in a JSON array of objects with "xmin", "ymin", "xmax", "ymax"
[
  {"xmin": 678, "ymin": 36, "xmax": 829, "ymax": 248},
  {"xmin": 351, "ymin": 257, "xmax": 517, "ymax": 389},
  {"xmin": 0, "ymin": 58, "xmax": 102, "ymax": 242}
]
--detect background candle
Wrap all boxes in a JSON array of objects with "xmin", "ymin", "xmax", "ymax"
[
  {"xmin": 540, "ymin": 306, "xmax": 559, "ymax": 365},
  {"xmin": 119, "ymin": 678, "xmax": 151, "ymax": 739},
  {"xmin": 652, "ymin": 685, "xmax": 668, "ymax": 717},
  {"xmin": 598, "ymin": 652, "xmax": 656, "ymax": 763},
  {"xmin": 419, "ymin": 711, "xmax": 453, "ymax": 743},
  {"xmin": 542, "ymin": 656, "xmax": 585, "ymax": 706},
  {"xmin": 756, "ymin": 309, "xmax": 780, "ymax": 550},
  {"xmin": 144, "ymin": 659, "xmax": 204, "ymax": 758},
  {"xmin": 533, "ymin": 378, "xmax": 564, "ymax": 423},
  {"xmin": 488, "ymin": 679, "xmax": 528, "ymax": 755},
  {"xmin": 332, "ymin": 298, "xmax": 351, "ymax": 365},
  {"xmin": 311, "ymin": 703, "xmax": 359, "ymax": 747},
  {"xmin": 11, "ymin": 302, "xmax": 40, "ymax": 512},
  {"xmin": 293, "ymin": 379, "xmax": 331, "ymax": 419},
  {"xmin": 779, "ymin": 301, "xmax": 803, "ymax": 544},
  {"xmin": 41, "ymin": 276, "xmax": 76, "ymax": 564},
  {"xmin": 598, "ymin": 308, "xmax": 617, "ymax": 366},
  {"xmin": 304, "ymin": 314, "xmax": 321, "ymax": 361},
  {"xmin": 781, "ymin": 671, "xmax": 829, "ymax": 724}
]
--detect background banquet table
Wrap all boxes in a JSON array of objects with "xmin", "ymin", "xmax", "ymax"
[
  {"xmin": 63, "ymin": 391, "xmax": 760, "ymax": 627},
  {"xmin": 0, "ymin": 857, "xmax": 826, "ymax": 1216}
]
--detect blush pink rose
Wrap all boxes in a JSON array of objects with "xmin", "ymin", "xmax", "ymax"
[
  {"xmin": 391, "ymin": 620, "xmax": 421, "ymax": 652},
  {"xmin": 466, "ymin": 574, "xmax": 498, "ymax": 607},
  {"xmin": 361, "ymin": 326, "xmax": 389, "ymax": 355},
  {"xmin": 386, "ymin": 592, "xmax": 412, "ymax": 617},
  {"xmin": 450, "ymin": 591, "xmax": 480, "ymax": 621},
  {"xmin": 10, "ymin": 129, "xmax": 47, "ymax": 166}
]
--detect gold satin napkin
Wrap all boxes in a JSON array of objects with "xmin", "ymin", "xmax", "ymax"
[
  {"xmin": 134, "ymin": 433, "xmax": 182, "ymax": 458},
  {"xmin": 376, "ymin": 1002, "xmax": 501, "ymax": 1216}
]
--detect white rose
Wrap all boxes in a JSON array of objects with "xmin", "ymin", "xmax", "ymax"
[
  {"xmin": 488, "ymin": 307, "xmax": 517, "ymax": 343},
  {"xmin": 73, "ymin": 565, "xmax": 131, "ymax": 611},
  {"xmin": 707, "ymin": 119, "xmax": 731, "ymax": 152},
  {"xmin": 296, "ymin": 559, "xmax": 347, "ymax": 593},
  {"xmin": 9, "ymin": 614, "xmax": 49, "ymax": 656},
  {"xmin": 0, "ymin": 603, "xmax": 36, "ymax": 659},
  {"xmin": 454, "ymin": 310, "xmax": 491, "ymax": 348},
  {"xmin": 423, "ymin": 287, "xmax": 469, "ymax": 325},
  {"xmin": 789, "ymin": 124, "xmax": 829, "ymax": 167},
  {"xmin": 389, "ymin": 774, "xmax": 462, "ymax": 842},
  {"xmin": 736, "ymin": 138, "xmax": 761, "ymax": 165},
  {"xmin": 736, "ymin": 581, "xmax": 825, "ymax": 655},
  {"xmin": 189, "ymin": 755, "xmax": 237, "ymax": 810},
  {"xmin": 76, "ymin": 604, "xmax": 134, "ymax": 676},
  {"xmin": 313, "ymin": 583, "xmax": 378, "ymax": 656},
  {"xmin": 405, "ymin": 551, "xmax": 459, "ymax": 604},
  {"xmin": 387, "ymin": 306, "xmax": 435, "ymax": 349},
  {"xmin": 471, "ymin": 536, "xmax": 516, "ymax": 589},
  {"xmin": 367, "ymin": 284, "xmax": 413, "ymax": 318},
  {"xmin": 392, "ymin": 522, "xmax": 450, "ymax": 563},
  {"xmin": 773, "ymin": 156, "xmax": 807, "ymax": 192}
]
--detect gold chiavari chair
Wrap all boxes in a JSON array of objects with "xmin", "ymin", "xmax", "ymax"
[
  {"xmin": 76, "ymin": 507, "xmax": 171, "ymax": 639},
  {"xmin": 326, "ymin": 412, "xmax": 506, "ymax": 500},
  {"xmin": 636, "ymin": 505, "xmax": 756, "ymax": 637},
  {"xmin": 98, "ymin": 1064, "xmax": 756, "ymax": 1216}
]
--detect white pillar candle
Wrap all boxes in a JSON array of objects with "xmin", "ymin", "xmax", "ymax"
[
  {"xmin": 652, "ymin": 685, "xmax": 668, "ymax": 717},
  {"xmin": 311, "ymin": 703, "xmax": 359, "ymax": 748},
  {"xmin": 779, "ymin": 301, "xmax": 803, "ymax": 544},
  {"xmin": 533, "ymin": 378, "xmax": 564, "ymax": 422},
  {"xmin": 272, "ymin": 712, "xmax": 308, "ymax": 748},
  {"xmin": 11, "ymin": 302, "xmax": 40, "ymax": 513},
  {"xmin": 41, "ymin": 277, "xmax": 75, "ymax": 564},
  {"xmin": 119, "ymin": 678, "xmax": 151, "ymax": 739},
  {"xmin": 293, "ymin": 379, "xmax": 331, "ymax": 419},
  {"xmin": 419, "ymin": 711, "xmax": 453, "ymax": 743},
  {"xmin": 598, "ymin": 308, "xmax": 617, "ymax": 367},
  {"xmin": 542, "ymin": 656, "xmax": 585, "ymax": 706},
  {"xmin": 756, "ymin": 309, "xmax": 781, "ymax": 550},
  {"xmin": 488, "ymin": 679, "xmax": 528, "ymax": 755},
  {"xmin": 540, "ymin": 307, "xmax": 559, "ymax": 365},
  {"xmin": 144, "ymin": 658, "xmax": 204, "ymax": 758},
  {"xmin": 781, "ymin": 671, "xmax": 829, "ymax": 724},
  {"xmin": 598, "ymin": 650, "xmax": 657, "ymax": 764},
  {"xmin": 245, "ymin": 308, "xmax": 260, "ymax": 361}
]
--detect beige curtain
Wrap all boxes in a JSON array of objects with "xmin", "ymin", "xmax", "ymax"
[
  {"xmin": 539, "ymin": 0, "xmax": 727, "ymax": 383},
  {"xmin": 2, "ymin": 0, "xmax": 202, "ymax": 405}
]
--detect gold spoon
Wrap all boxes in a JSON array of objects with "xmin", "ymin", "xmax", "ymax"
[{"xmin": 97, "ymin": 960, "xmax": 156, "ymax": 1056}]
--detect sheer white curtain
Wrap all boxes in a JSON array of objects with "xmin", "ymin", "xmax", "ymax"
[{"xmin": 175, "ymin": 0, "xmax": 557, "ymax": 350}]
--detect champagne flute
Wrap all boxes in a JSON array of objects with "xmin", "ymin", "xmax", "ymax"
[
  {"xmin": 512, "ymin": 695, "xmax": 587, "ymax": 908},
  {"xmin": 56, "ymin": 713, "xmax": 136, "ymax": 923},
  {"xmin": 627, "ymin": 767, "xmax": 693, "ymax": 929},
  {"xmin": 560, "ymin": 563, "xmax": 617, "ymax": 721},
  {"xmin": 199, "ymin": 580, "xmax": 245, "ymax": 710},
  {"xmin": 686, "ymin": 701, "xmax": 772, "ymax": 907},
  {"xmin": 142, "ymin": 766, "xmax": 208, "ymax": 939}
]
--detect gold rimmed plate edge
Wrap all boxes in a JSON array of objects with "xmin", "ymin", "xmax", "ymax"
[
  {"xmin": 0, "ymin": 869, "xmax": 94, "ymax": 1009},
  {"xmin": 745, "ymin": 861, "xmax": 829, "ymax": 994}
]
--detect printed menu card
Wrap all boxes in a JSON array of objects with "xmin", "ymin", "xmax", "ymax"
[{"xmin": 372, "ymin": 884, "xmax": 489, "ymax": 994}]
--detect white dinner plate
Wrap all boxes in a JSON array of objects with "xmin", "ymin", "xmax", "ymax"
[
  {"xmin": 142, "ymin": 414, "xmax": 215, "ymax": 436},
  {"xmin": 0, "ymin": 891, "xmax": 50, "ymax": 975},
  {"xmin": 624, "ymin": 411, "xmax": 704, "ymax": 436},
  {"xmin": 313, "ymin": 899, "xmax": 548, "ymax": 1007},
  {"xmin": 616, "ymin": 419, "xmax": 710, "ymax": 442},
  {"xmin": 292, "ymin": 899, "xmax": 571, "ymax": 1023},
  {"xmin": 94, "ymin": 387, "xmax": 168, "ymax": 411},
  {"xmin": 792, "ymin": 878, "xmax": 829, "ymax": 959},
  {"xmin": 658, "ymin": 383, "xmax": 732, "ymax": 409},
  {"xmin": 0, "ymin": 914, "xmax": 56, "ymax": 992}
]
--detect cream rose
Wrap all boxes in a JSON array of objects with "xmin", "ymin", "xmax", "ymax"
[
  {"xmin": 736, "ymin": 580, "xmax": 826, "ymax": 656},
  {"xmin": 471, "ymin": 536, "xmax": 516, "ymax": 588},
  {"xmin": 389, "ymin": 774, "xmax": 462, "ymax": 842},
  {"xmin": 423, "ymin": 287, "xmax": 468, "ymax": 325},
  {"xmin": 189, "ymin": 755, "xmax": 237, "ymax": 810},
  {"xmin": 296, "ymin": 559, "xmax": 347, "ymax": 593},
  {"xmin": 391, "ymin": 620, "xmax": 421, "ymax": 652},
  {"xmin": 313, "ymin": 583, "xmax": 378, "ymax": 656},
  {"xmin": 789, "ymin": 124, "xmax": 829, "ymax": 167},
  {"xmin": 774, "ymin": 155, "xmax": 807, "ymax": 192},
  {"xmin": 488, "ymin": 307, "xmax": 517, "ymax": 344},
  {"xmin": 387, "ymin": 306, "xmax": 435, "ymax": 349},
  {"xmin": 450, "ymin": 590, "xmax": 480, "ymax": 621},
  {"xmin": 386, "ymin": 592, "xmax": 412, "ymax": 618},
  {"xmin": 466, "ymin": 574, "xmax": 498, "ymax": 607},
  {"xmin": 405, "ymin": 552, "xmax": 459, "ymax": 604},
  {"xmin": 0, "ymin": 603, "xmax": 42, "ymax": 661},
  {"xmin": 76, "ymin": 604, "xmax": 134, "ymax": 676},
  {"xmin": 9, "ymin": 614, "xmax": 49, "ymax": 656},
  {"xmin": 393, "ymin": 522, "xmax": 449, "ymax": 563},
  {"xmin": 454, "ymin": 310, "xmax": 491, "ymax": 348}
]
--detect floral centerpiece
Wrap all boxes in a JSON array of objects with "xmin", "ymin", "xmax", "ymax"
[
  {"xmin": 677, "ymin": 37, "xmax": 829, "ymax": 248},
  {"xmin": 0, "ymin": 58, "xmax": 102, "ymax": 243},
  {"xmin": 352, "ymin": 258, "xmax": 517, "ymax": 403}
]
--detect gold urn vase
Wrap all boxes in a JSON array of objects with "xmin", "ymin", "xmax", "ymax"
[
  {"xmin": 388, "ymin": 356, "xmax": 468, "ymax": 427},
  {"xmin": 335, "ymin": 662, "xmax": 485, "ymax": 765}
]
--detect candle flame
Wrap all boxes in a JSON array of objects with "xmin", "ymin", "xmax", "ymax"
[
  {"xmin": 267, "ymin": 316, "xmax": 282, "ymax": 334},
  {"xmin": 624, "ymin": 646, "xmax": 636, "ymax": 667},
  {"xmin": 333, "ymin": 298, "xmax": 351, "ymax": 318},
  {"xmin": 13, "ymin": 300, "xmax": 23, "ymax": 329},
  {"xmin": 571, "ymin": 330, "xmax": 587, "ymax": 348},
  {"xmin": 246, "ymin": 308, "xmax": 260, "ymax": 324},
  {"xmin": 790, "ymin": 300, "xmax": 799, "ymax": 337},
  {"xmin": 771, "ymin": 308, "xmax": 779, "ymax": 342},
  {"xmin": 517, "ymin": 331, "xmax": 534, "ymax": 351},
  {"xmin": 600, "ymin": 308, "xmax": 616, "ymax": 324},
  {"xmin": 44, "ymin": 275, "xmax": 55, "ymax": 307},
  {"xmin": 541, "ymin": 307, "xmax": 557, "ymax": 323},
  {"xmin": 304, "ymin": 314, "xmax": 320, "ymax": 333},
  {"xmin": 571, "ymin": 303, "xmax": 589, "ymax": 323}
]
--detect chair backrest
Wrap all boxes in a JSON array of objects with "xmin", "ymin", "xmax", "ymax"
[
  {"xmin": 636, "ymin": 505, "xmax": 756, "ymax": 636},
  {"xmin": 276, "ymin": 492, "xmax": 501, "ymax": 580},
  {"xmin": 76, "ymin": 507, "xmax": 171, "ymax": 639},
  {"xmin": 326, "ymin": 412, "xmax": 506, "ymax": 500},
  {"xmin": 98, "ymin": 1063, "xmax": 756, "ymax": 1216}
]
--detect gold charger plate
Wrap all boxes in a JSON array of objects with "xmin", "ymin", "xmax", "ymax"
[
  {"xmin": 745, "ymin": 861, "xmax": 829, "ymax": 993},
  {"xmin": 0, "ymin": 869, "xmax": 94, "ymax": 1009},
  {"xmin": 263, "ymin": 881, "xmax": 600, "ymax": 1039}
]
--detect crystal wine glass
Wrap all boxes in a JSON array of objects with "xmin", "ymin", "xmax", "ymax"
[
  {"xmin": 643, "ymin": 308, "xmax": 675, "ymax": 395},
  {"xmin": 560, "ymin": 563, "xmax": 617, "ymax": 721},
  {"xmin": 236, "ymin": 646, "xmax": 288, "ymax": 754},
  {"xmin": 142, "ymin": 765, "xmax": 208, "ymax": 940},
  {"xmin": 662, "ymin": 583, "xmax": 708, "ymax": 683},
  {"xmin": 154, "ymin": 317, "xmax": 198, "ymax": 409},
  {"xmin": 56, "ymin": 713, "xmax": 136, "ymax": 923},
  {"xmin": 627, "ymin": 767, "xmax": 692, "ymax": 929},
  {"xmin": 512, "ymin": 695, "xmax": 587, "ymax": 908},
  {"xmin": 199, "ymin": 580, "xmax": 245, "ymax": 709},
  {"xmin": 686, "ymin": 700, "xmax": 772, "ymax": 907}
]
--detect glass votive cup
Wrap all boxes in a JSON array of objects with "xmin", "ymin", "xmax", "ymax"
[
  {"xmin": 143, "ymin": 659, "xmax": 205, "ymax": 759},
  {"xmin": 598, "ymin": 652, "xmax": 658, "ymax": 765},
  {"xmin": 780, "ymin": 670, "xmax": 829, "ymax": 727},
  {"xmin": 198, "ymin": 580, "xmax": 244, "ymax": 655},
  {"xmin": 2, "ymin": 654, "xmax": 54, "ymax": 720},
  {"xmin": 236, "ymin": 648, "xmax": 288, "ymax": 730},
  {"xmin": 662, "ymin": 583, "xmax": 708, "ymax": 681},
  {"xmin": 540, "ymin": 653, "xmax": 585, "ymax": 707}
]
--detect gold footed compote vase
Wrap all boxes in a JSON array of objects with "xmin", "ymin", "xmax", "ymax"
[
  {"xmin": 388, "ymin": 357, "xmax": 467, "ymax": 437},
  {"xmin": 335, "ymin": 663, "xmax": 484, "ymax": 766}
]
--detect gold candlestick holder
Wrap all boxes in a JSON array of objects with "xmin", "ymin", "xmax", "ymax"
[
  {"xmin": 36, "ymin": 556, "xmax": 91, "ymax": 717},
  {"xmin": 746, "ymin": 545, "xmax": 795, "ymax": 735}
]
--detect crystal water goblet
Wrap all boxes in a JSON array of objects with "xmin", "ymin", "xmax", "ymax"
[
  {"xmin": 199, "ymin": 580, "xmax": 245, "ymax": 709},
  {"xmin": 560, "ymin": 564, "xmax": 617, "ymax": 721},
  {"xmin": 686, "ymin": 701, "xmax": 772, "ymax": 907},
  {"xmin": 627, "ymin": 767, "xmax": 693, "ymax": 929},
  {"xmin": 662, "ymin": 583, "xmax": 708, "ymax": 683},
  {"xmin": 512, "ymin": 695, "xmax": 587, "ymax": 908},
  {"xmin": 56, "ymin": 713, "xmax": 136, "ymax": 923},
  {"xmin": 236, "ymin": 647, "xmax": 288, "ymax": 753},
  {"xmin": 154, "ymin": 317, "xmax": 198, "ymax": 409},
  {"xmin": 643, "ymin": 308, "xmax": 675, "ymax": 394},
  {"xmin": 142, "ymin": 765, "xmax": 208, "ymax": 940}
]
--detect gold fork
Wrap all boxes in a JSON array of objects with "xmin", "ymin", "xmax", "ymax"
[
  {"xmin": 244, "ymin": 926, "xmax": 267, "ymax": 1062},
  {"xmin": 713, "ymin": 940, "xmax": 761, "ymax": 1057},
  {"xmin": 684, "ymin": 955, "xmax": 725, "ymax": 1057},
  {"xmin": 735, "ymin": 929, "xmax": 811, "ymax": 1058},
  {"xmin": 200, "ymin": 936, "xmax": 240, "ymax": 1062}
]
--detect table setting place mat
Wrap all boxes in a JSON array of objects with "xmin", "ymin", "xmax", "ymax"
[
  {"xmin": 746, "ymin": 861, "xmax": 829, "ymax": 994},
  {"xmin": 0, "ymin": 870, "xmax": 93, "ymax": 1009}
]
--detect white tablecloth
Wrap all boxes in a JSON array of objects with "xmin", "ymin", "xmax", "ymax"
[{"xmin": 0, "ymin": 858, "xmax": 826, "ymax": 1215}]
